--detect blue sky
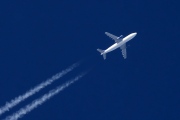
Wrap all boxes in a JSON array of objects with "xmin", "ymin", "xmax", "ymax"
[{"xmin": 0, "ymin": 0, "xmax": 179, "ymax": 120}]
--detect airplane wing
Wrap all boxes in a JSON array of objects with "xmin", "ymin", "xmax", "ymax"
[
  {"xmin": 105, "ymin": 32, "xmax": 121, "ymax": 43},
  {"xmin": 120, "ymin": 43, "xmax": 127, "ymax": 59}
]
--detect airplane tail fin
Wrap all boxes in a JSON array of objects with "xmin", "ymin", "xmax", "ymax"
[{"xmin": 97, "ymin": 49, "xmax": 106, "ymax": 60}]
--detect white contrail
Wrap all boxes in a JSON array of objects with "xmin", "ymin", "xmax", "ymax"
[
  {"xmin": 0, "ymin": 63, "xmax": 79, "ymax": 116},
  {"xmin": 4, "ymin": 73, "xmax": 86, "ymax": 120}
]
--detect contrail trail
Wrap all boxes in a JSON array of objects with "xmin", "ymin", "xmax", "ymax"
[
  {"xmin": 4, "ymin": 73, "xmax": 86, "ymax": 120},
  {"xmin": 0, "ymin": 63, "xmax": 79, "ymax": 116}
]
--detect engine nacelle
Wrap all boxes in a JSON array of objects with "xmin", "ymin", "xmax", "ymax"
[{"xmin": 117, "ymin": 35, "xmax": 123, "ymax": 39}]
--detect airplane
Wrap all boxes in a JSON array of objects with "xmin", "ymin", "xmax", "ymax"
[{"xmin": 97, "ymin": 32, "xmax": 137, "ymax": 60}]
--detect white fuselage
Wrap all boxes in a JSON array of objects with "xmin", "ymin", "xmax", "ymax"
[{"xmin": 103, "ymin": 32, "xmax": 137, "ymax": 54}]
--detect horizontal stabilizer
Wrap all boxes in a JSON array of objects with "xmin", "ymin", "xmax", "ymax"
[
  {"xmin": 97, "ymin": 49, "xmax": 106, "ymax": 60},
  {"xmin": 103, "ymin": 54, "xmax": 106, "ymax": 60},
  {"xmin": 97, "ymin": 49, "xmax": 104, "ymax": 54}
]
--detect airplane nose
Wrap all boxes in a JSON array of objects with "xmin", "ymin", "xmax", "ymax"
[
  {"xmin": 132, "ymin": 32, "xmax": 137, "ymax": 37},
  {"xmin": 134, "ymin": 32, "xmax": 137, "ymax": 35}
]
